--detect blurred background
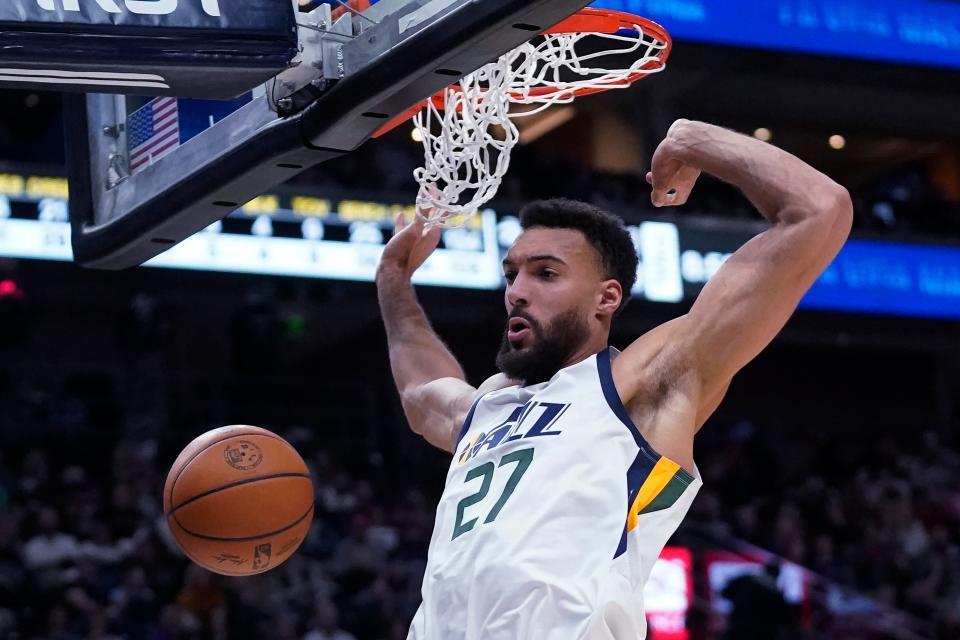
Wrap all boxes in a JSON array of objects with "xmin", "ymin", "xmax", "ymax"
[{"xmin": 2, "ymin": 1, "xmax": 960, "ymax": 639}]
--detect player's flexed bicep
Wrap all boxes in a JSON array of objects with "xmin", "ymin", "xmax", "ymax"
[
  {"xmin": 683, "ymin": 210, "xmax": 848, "ymax": 391},
  {"xmin": 650, "ymin": 120, "xmax": 853, "ymax": 400}
]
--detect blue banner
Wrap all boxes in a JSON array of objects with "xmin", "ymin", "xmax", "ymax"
[
  {"xmin": 801, "ymin": 239, "xmax": 960, "ymax": 319},
  {"xmin": 591, "ymin": 0, "xmax": 960, "ymax": 69}
]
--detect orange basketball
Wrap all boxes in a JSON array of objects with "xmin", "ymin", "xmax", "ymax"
[{"xmin": 163, "ymin": 425, "xmax": 314, "ymax": 576}]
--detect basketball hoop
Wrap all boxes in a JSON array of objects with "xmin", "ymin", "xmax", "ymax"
[
  {"xmin": 378, "ymin": 8, "xmax": 672, "ymax": 226},
  {"xmin": 508, "ymin": 9, "xmax": 672, "ymax": 108}
]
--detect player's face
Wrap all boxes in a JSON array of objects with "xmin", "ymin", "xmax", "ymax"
[{"xmin": 497, "ymin": 227, "xmax": 608, "ymax": 383}]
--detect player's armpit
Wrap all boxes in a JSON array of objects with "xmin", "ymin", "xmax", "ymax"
[
  {"xmin": 611, "ymin": 324, "xmax": 702, "ymax": 470},
  {"xmin": 613, "ymin": 317, "xmax": 691, "ymax": 406}
]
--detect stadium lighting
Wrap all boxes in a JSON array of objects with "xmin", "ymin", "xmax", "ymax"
[
  {"xmin": 829, "ymin": 134, "xmax": 846, "ymax": 150},
  {"xmin": 753, "ymin": 127, "xmax": 772, "ymax": 142},
  {"xmin": 411, "ymin": 128, "xmax": 424, "ymax": 143}
]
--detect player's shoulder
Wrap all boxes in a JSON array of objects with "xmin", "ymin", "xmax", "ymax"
[{"xmin": 475, "ymin": 373, "xmax": 519, "ymax": 398}]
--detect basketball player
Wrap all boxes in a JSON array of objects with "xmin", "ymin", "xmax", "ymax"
[{"xmin": 376, "ymin": 119, "xmax": 852, "ymax": 639}]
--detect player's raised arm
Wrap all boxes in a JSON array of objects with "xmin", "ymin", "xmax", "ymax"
[
  {"xmin": 654, "ymin": 119, "xmax": 852, "ymax": 401},
  {"xmin": 376, "ymin": 213, "xmax": 477, "ymax": 453}
]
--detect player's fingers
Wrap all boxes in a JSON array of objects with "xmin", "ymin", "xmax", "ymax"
[
  {"xmin": 416, "ymin": 183, "xmax": 441, "ymax": 221},
  {"xmin": 650, "ymin": 169, "xmax": 678, "ymax": 206},
  {"xmin": 666, "ymin": 190, "xmax": 688, "ymax": 206},
  {"xmin": 411, "ymin": 212, "xmax": 426, "ymax": 233},
  {"xmin": 647, "ymin": 168, "xmax": 680, "ymax": 207},
  {"xmin": 653, "ymin": 166, "xmax": 700, "ymax": 207},
  {"xmin": 417, "ymin": 207, "xmax": 437, "ymax": 228},
  {"xmin": 654, "ymin": 178, "xmax": 693, "ymax": 206},
  {"xmin": 424, "ymin": 223, "xmax": 442, "ymax": 247},
  {"xmin": 673, "ymin": 167, "xmax": 701, "ymax": 205}
]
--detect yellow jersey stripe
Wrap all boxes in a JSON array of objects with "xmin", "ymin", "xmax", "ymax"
[{"xmin": 626, "ymin": 456, "xmax": 680, "ymax": 532}]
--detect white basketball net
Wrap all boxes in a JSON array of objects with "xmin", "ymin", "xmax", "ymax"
[{"xmin": 413, "ymin": 20, "xmax": 669, "ymax": 227}]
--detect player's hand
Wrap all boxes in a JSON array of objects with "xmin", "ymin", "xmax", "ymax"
[
  {"xmin": 379, "ymin": 208, "xmax": 442, "ymax": 279},
  {"xmin": 647, "ymin": 119, "xmax": 702, "ymax": 208}
]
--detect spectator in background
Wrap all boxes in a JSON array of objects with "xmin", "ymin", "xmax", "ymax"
[
  {"xmin": 271, "ymin": 615, "xmax": 302, "ymax": 640},
  {"xmin": 222, "ymin": 576, "xmax": 271, "ymax": 640},
  {"xmin": 303, "ymin": 598, "xmax": 356, "ymax": 640},
  {"xmin": 722, "ymin": 562, "xmax": 796, "ymax": 640},
  {"xmin": 109, "ymin": 564, "xmax": 159, "ymax": 638},
  {"xmin": 176, "ymin": 565, "xmax": 225, "ymax": 640},
  {"xmin": 44, "ymin": 602, "xmax": 82, "ymax": 640},
  {"xmin": 23, "ymin": 507, "xmax": 77, "ymax": 570},
  {"xmin": 0, "ymin": 510, "xmax": 24, "ymax": 610},
  {"xmin": 937, "ymin": 595, "xmax": 960, "ymax": 639},
  {"xmin": 146, "ymin": 604, "xmax": 200, "ymax": 640}
]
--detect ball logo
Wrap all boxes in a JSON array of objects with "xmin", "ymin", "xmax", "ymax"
[
  {"xmin": 224, "ymin": 441, "xmax": 263, "ymax": 471},
  {"xmin": 252, "ymin": 543, "xmax": 272, "ymax": 570}
]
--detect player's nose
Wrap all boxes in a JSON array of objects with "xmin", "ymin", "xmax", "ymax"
[{"xmin": 506, "ymin": 277, "xmax": 531, "ymax": 308}]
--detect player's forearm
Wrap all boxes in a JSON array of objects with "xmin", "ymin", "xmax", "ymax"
[
  {"xmin": 671, "ymin": 120, "xmax": 850, "ymax": 224},
  {"xmin": 376, "ymin": 265, "xmax": 467, "ymax": 394}
]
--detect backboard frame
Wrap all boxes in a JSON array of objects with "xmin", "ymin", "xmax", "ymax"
[{"xmin": 67, "ymin": 0, "xmax": 595, "ymax": 269}]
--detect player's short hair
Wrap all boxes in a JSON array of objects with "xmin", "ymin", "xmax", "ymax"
[{"xmin": 518, "ymin": 199, "xmax": 638, "ymax": 315}]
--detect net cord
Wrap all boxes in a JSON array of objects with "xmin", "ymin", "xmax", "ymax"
[{"xmin": 414, "ymin": 22, "xmax": 668, "ymax": 226}]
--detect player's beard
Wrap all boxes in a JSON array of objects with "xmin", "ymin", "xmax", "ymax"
[{"xmin": 496, "ymin": 307, "xmax": 591, "ymax": 385}]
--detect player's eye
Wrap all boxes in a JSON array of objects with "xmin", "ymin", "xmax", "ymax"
[
  {"xmin": 540, "ymin": 269, "xmax": 557, "ymax": 279},
  {"xmin": 504, "ymin": 271, "xmax": 516, "ymax": 283}
]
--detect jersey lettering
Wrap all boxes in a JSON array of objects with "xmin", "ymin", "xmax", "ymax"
[{"xmin": 458, "ymin": 401, "xmax": 569, "ymax": 464}]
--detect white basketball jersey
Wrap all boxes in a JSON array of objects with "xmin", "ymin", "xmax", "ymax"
[{"xmin": 407, "ymin": 348, "xmax": 702, "ymax": 640}]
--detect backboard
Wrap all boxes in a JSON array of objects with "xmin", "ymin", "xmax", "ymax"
[{"xmin": 57, "ymin": 0, "xmax": 595, "ymax": 269}]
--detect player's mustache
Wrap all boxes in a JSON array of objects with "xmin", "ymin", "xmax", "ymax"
[{"xmin": 507, "ymin": 309, "xmax": 541, "ymax": 332}]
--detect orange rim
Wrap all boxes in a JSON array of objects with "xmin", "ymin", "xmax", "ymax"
[{"xmin": 373, "ymin": 8, "xmax": 671, "ymax": 137}]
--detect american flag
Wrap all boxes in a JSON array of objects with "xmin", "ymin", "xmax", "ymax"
[{"xmin": 128, "ymin": 97, "xmax": 180, "ymax": 172}]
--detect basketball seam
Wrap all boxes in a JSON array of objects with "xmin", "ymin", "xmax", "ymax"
[
  {"xmin": 165, "ymin": 472, "xmax": 313, "ymax": 516},
  {"xmin": 167, "ymin": 431, "xmax": 301, "ymax": 510},
  {"xmin": 171, "ymin": 503, "xmax": 315, "ymax": 542}
]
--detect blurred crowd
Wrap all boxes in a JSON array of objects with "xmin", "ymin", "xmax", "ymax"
[
  {"xmin": 691, "ymin": 422, "xmax": 960, "ymax": 640},
  {"xmin": 3, "ymin": 412, "xmax": 960, "ymax": 639},
  {"xmin": 0, "ymin": 430, "xmax": 437, "ymax": 640},
  {"xmin": 0, "ymin": 271, "xmax": 958, "ymax": 640}
]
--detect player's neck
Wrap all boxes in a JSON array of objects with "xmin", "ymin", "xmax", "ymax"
[{"xmin": 561, "ymin": 336, "xmax": 609, "ymax": 370}]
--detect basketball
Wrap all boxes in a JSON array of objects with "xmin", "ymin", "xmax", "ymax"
[{"xmin": 163, "ymin": 425, "xmax": 314, "ymax": 576}]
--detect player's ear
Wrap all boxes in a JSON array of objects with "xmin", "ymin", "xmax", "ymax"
[{"xmin": 597, "ymin": 279, "xmax": 623, "ymax": 318}]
